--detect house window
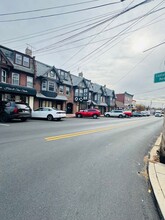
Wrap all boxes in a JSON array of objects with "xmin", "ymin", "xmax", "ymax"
[
  {"xmin": 89, "ymin": 92, "xmax": 92, "ymax": 100},
  {"xmin": 66, "ymin": 86, "xmax": 70, "ymax": 96},
  {"xmin": 15, "ymin": 53, "xmax": 22, "ymax": 65},
  {"xmin": 12, "ymin": 73, "xmax": 19, "ymax": 85},
  {"xmin": 49, "ymin": 71, "xmax": 56, "ymax": 78},
  {"xmin": 59, "ymin": 85, "xmax": 64, "ymax": 94},
  {"xmin": 23, "ymin": 56, "xmax": 30, "ymax": 68},
  {"xmin": 27, "ymin": 76, "xmax": 33, "ymax": 88},
  {"xmin": 42, "ymin": 80, "xmax": 47, "ymax": 91},
  {"xmin": 48, "ymin": 81, "xmax": 55, "ymax": 92},
  {"xmin": 79, "ymin": 89, "xmax": 83, "ymax": 97},
  {"xmin": 75, "ymin": 88, "xmax": 78, "ymax": 96},
  {"xmin": 94, "ymin": 94, "xmax": 98, "ymax": 101},
  {"xmin": 60, "ymin": 71, "xmax": 65, "ymax": 80},
  {"xmin": 1, "ymin": 69, "xmax": 7, "ymax": 83}
]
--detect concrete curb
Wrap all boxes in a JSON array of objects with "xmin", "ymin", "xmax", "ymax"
[{"xmin": 148, "ymin": 134, "xmax": 165, "ymax": 219}]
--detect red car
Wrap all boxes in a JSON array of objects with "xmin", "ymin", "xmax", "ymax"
[
  {"xmin": 123, "ymin": 111, "xmax": 133, "ymax": 118},
  {"xmin": 75, "ymin": 109, "xmax": 101, "ymax": 119}
]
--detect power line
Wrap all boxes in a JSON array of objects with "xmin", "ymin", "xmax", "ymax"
[
  {"xmin": 143, "ymin": 40, "xmax": 165, "ymax": 52},
  {"xmin": 1, "ymin": 10, "xmax": 117, "ymax": 44},
  {"xmin": 34, "ymin": 9, "xmax": 165, "ymax": 56},
  {"xmin": 0, "ymin": 1, "xmax": 121, "ymax": 23},
  {"xmin": 34, "ymin": 0, "xmax": 152, "ymax": 54},
  {"xmin": 66, "ymin": 0, "xmax": 163, "ymax": 70},
  {"xmin": 0, "ymin": 0, "xmax": 102, "ymax": 16}
]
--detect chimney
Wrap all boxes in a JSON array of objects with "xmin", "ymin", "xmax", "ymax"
[
  {"xmin": 78, "ymin": 72, "xmax": 83, "ymax": 77},
  {"xmin": 25, "ymin": 47, "xmax": 32, "ymax": 57}
]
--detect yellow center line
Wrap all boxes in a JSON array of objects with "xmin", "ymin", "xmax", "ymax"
[{"xmin": 45, "ymin": 121, "xmax": 138, "ymax": 142}]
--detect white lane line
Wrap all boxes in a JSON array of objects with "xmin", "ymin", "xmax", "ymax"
[{"xmin": 0, "ymin": 123, "xmax": 10, "ymax": 126}]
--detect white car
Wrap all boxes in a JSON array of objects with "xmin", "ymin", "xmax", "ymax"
[
  {"xmin": 104, "ymin": 110, "xmax": 125, "ymax": 118},
  {"xmin": 32, "ymin": 107, "xmax": 66, "ymax": 121}
]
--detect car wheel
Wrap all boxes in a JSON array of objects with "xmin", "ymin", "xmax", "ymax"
[
  {"xmin": 93, "ymin": 114, "xmax": 97, "ymax": 119},
  {"xmin": 77, "ymin": 114, "xmax": 82, "ymax": 118},
  {"xmin": 47, "ymin": 114, "xmax": 53, "ymax": 121},
  {"xmin": 118, "ymin": 115, "xmax": 123, "ymax": 118},
  {"xmin": 105, "ymin": 114, "xmax": 110, "ymax": 117},
  {"xmin": 0, "ymin": 113, "xmax": 9, "ymax": 122}
]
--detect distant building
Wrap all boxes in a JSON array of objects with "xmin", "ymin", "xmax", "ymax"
[{"xmin": 116, "ymin": 92, "xmax": 134, "ymax": 109}]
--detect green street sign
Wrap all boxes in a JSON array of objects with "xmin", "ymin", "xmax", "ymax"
[{"xmin": 154, "ymin": 72, "xmax": 165, "ymax": 83}]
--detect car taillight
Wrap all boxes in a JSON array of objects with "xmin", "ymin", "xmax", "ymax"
[{"xmin": 13, "ymin": 107, "xmax": 19, "ymax": 114}]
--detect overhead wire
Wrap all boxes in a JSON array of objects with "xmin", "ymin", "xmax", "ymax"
[
  {"xmin": 60, "ymin": 0, "xmax": 135, "ymax": 66},
  {"xmin": 0, "ymin": 1, "xmax": 121, "ymax": 23},
  {"xmin": 66, "ymin": 1, "xmax": 165, "ymax": 72},
  {"xmin": 66, "ymin": 1, "xmax": 163, "ymax": 70},
  {"xmin": 34, "ymin": 0, "xmax": 151, "ymax": 54},
  {"xmin": 34, "ymin": 11, "xmax": 165, "ymax": 56},
  {"xmin": 0, "ymin": 0, "xmax": 103, "ymax": 16},
  {"xmin": 1, "ymin": 10, "xmax": 119, "ymax": 44}
]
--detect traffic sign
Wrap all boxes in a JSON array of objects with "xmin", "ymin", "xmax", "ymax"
[{"xmin": 154, "ymin": 72, "xmax": 165, "ymax": 83}]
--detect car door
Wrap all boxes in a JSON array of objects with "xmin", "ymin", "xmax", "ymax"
[
  {"xmin": 32, "ymin": 108, "xmax": 44, "ymax": 118},
  {"xmin": 83, "ymin": 110, "xmax": 88, "ymax": 117}
]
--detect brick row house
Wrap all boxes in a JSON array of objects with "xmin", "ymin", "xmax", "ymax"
[
  {"xmin": 0, "ymin": 45, "xmax": 116, "ymax": 114},
  {"xmin": 116, "ymin": 92, "xmax": 134, "ymax": 109},
  {"xmin": 0, "ymin": 45, "xmax": 36, "ymax": 108}
]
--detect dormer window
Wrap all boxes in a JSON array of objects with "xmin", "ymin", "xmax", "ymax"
[
  {"xmin": 23, "ymin": 56, "xmax": 30, "ymax": 68},
  {"xmin": 15, "ymin": 53, "xmax": 22, "ymax": 65},
  {"xmin": 49, "ymin": 71, "xmax": 56, "ymax": 79},
  {"xmin": 15, "ymin": 53, "xmax": 30, "ymax": 68}
]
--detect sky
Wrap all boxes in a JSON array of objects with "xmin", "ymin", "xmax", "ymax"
[{"xmin": 0, "ymin": 0, "xmax": 165, "ymax": 108}]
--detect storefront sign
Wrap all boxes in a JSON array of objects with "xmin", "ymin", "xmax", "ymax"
[{"xmin": 0, "ymin": 83, "xmax": 36, "ymax": 96}]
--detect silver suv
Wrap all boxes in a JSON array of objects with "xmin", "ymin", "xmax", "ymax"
[{"xmin": 104, "ymin": 110, "xmax": 125, "ymax": 118}]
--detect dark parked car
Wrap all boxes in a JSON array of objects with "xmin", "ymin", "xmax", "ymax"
[
  {"xmin": 132, "ymin": 111, "xmax": 142, "ymax": 117},
  {"xmin": 75, "ymin": 109, "xmax": 101, "ymax": 119},
  {"xmin": 0, "ymin": 101, "xmax": 31, "ymax": 122}
]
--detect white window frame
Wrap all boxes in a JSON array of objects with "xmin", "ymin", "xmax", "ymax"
[
  {"xmin": 66, "ymin": 86, "xmax": 70, "ymax": 96},
  {"xmin": 15, "ymin": 53, "xmax": 22, "ymax": 65},
  {"xmin": 12, "ymin": 73, "xmax": 19, "ymax": 85},
  {"xmin": 59, "ymin": 85, "xmax": 64, "ymax": 94},
  {"xmin": 48, "ymin": 81, "xmax": 55, "ymax": 92},
  {"xmin": 1, "ymin": 69, "xmax": 7, "ymax": 83},
  {"xmin": 42, "ymin": 80, "xmax": 47, "ymax": 91},
  {"xmin": 27, "ymin": 76, "xmax": 33, "ymax": 88},
  {"xmin": 23, "ymin": 56, "xmax": 30, "ymax": 68}
]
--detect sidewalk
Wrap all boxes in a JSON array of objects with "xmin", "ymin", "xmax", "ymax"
[{"xmin": 148, "ymin": 134, "xmax": 165, "ymax": 219}]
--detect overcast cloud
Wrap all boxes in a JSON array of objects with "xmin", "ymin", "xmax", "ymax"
[{"xmin": 1, "ymin": 0, "xmax": 165, "ymax": 107}]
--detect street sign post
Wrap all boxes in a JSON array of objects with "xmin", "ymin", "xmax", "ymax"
[{"xmin": 154, "ymin": 72, "xmax": 165, "ymax": 83}]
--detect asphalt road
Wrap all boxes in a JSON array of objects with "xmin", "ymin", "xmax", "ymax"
[{"xmin": 0, "ymin": 116, "xmax": 163, "ymax": 220}]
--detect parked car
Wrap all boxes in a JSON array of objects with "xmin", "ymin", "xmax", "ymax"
[
  {"xmin": 155, "ymin": 110, "xmax": 163, "ymax": 117},
  {"xmin": 123, "ymin": 111, "xmax": 132, "ymax": 117},
  {"xmin": 0, "ymin": 101, "xmax": 31, "ymax": 122},
  {"xmin": 132, "ymin": 111, "xmax": 142, "ymax": 117},
  {"xmin": 75, "ymin": 109, "xmax": 101, "ymax": 119},
  {"xmin": 104, "ymin": 110, "xmax": 125, "ymax": 118},
  {"xmin": 141, "ymin": 111, "xmax": 150, "ymax": 116},
  {"xmin": 31, "ymin": 107, "xmax": 66, "ymax": 121}
]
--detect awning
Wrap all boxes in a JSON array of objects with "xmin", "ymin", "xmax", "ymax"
[
  {"xmin": 87, "ymin": 100, "xmax": 97, "ymax": 105},
  {"xmin": 0, "ymin": 82, "xmax": 36, "ymax": 96},
  {"xmin": 98, "ymin": 102, "xmax": 108, "ymax": 107},
  {"xmin": 36, "ymin": 92, "xmax": 68, "ymax": 101}
]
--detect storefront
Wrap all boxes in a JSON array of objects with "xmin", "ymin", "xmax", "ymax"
[
  {"xmin": 0, "ymin": 83, "xmax": 36, "ymax": 109},
  {"xmin": 35, "ymin": 92, "xmax": 68, "ymax": 110}
]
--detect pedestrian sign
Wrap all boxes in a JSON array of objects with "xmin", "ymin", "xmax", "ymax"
[{"xmin": 154, "ymin": 72, "xmax": 165, "ymax": 83}]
